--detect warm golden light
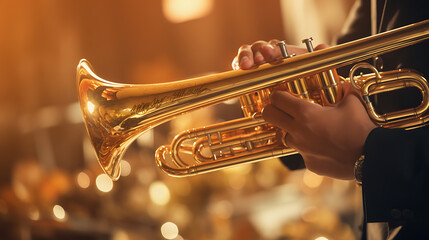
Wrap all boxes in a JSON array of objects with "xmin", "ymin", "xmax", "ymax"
[
  {"xmin": 162, "ymin": 0, "xmax": 213, "ymax": 23},
  {"xmin": 137, "ymin": 129, "xmax": 154, "ymax": 148},
  {"xmin": 12, "ymin": 161, "xmax": 43, "ymax": 203},
  {"xmin": 66, "ymin": 102, "xmax": 83, "ymax": 124},
  {"xmin": 315, "ymin": 237, "xmax": 329, "ymax": 240},
  {"xmin": 169, "ymin": 203, "xmax": 192, "ymax": 227},
  {"xmin": 228, "ymin": 175, "xmax": 246, "ymax": 190},
  {"xmin": 255, "ymin": 166, "xmax": 277, "ymax": 188},
  {"xmin": 53, "ymin": 205, "xmax": 66, "ymax": 221},
  {"xmin": 13, "ymin": 181, "xmax": 30, "ymax": 202},
  {"xmin": 303, "ymin": 170, "xmax": 324, "ymax": 188},
  {"xmin": 77, "ymin": 171, "xmax": 90, "ymax": 188},
  {"xmin": 96, "ymin": 174, "xmax": 113, "ymax": 192},
  {"xmin": 87, "ymin": 101, "xmax": 95, "ymax": 114},
  {"xmin": 209, "ymin": 200, "xmax": 233, "ymax": 219},
  {"xmin": 149, "ymin": 181, "xmax": 170, "ymax": 205},
  {"xmin": 225, "ymin": 164, "xmax": 252, "ymax": 189},
  {"xmin": 223, "ymin": 98, "xmax": 239, "ymax": 105},
  {"xmin": 28, "ymin": 207, "xmax": 40, "ymax": 221},
  {"xmin": 120, "ymin": 160, "xmax": 131, "ymax": 177},
  {"xmin": 160, "ymin": 222, "xmax": 179, "ymax": 240},
  {"xmin": 112, "ymin": 229, "xmax": 130, "ymax": 240}
]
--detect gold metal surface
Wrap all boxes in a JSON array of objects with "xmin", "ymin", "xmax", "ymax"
[{"xmin": 77, "ymin": 20, "xmax": 429, "ymax": 180}]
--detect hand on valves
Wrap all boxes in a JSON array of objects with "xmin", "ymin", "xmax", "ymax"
[{"xmin": 232, "ymin": 39, "xmax": 377, "ymax": 180}]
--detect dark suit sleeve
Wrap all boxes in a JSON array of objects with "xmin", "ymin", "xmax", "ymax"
[
  {"xmin": 362, "ymin": 126, "xmax": 429, "ymax": 225},
  {"xmin": 336, "ymin": 0, "xmax": 371, "ymax": 45}
]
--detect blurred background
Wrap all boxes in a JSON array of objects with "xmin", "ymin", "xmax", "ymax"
[{"xmin": 0, "ymin": 0, "xmax": 363, "ymax": 239}]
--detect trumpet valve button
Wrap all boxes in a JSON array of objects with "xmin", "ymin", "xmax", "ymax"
[
  {"xmin": 277, "ymin": 41, "xmax": 294, "ymax": 59},
  {"xmin": 302, "ymin": 37, "xmax": 314, "ymax": 52}
]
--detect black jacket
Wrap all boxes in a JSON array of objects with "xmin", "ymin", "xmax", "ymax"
[{"xmin": 339, "ymin": 0, "xmax": 429, "ymax": 239}]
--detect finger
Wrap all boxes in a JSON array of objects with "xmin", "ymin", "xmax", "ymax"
[
  {"xmin": 259, "ymin": 39, "xmax": 282, "ymax": 62},
  {"xmin": 314, "ymin": 43, "xmax": 331, "ymax": 51},
  {"xmin": 340, "ymin": 82, "xmax": 361, "ymax": 97},
  {"xmin": 270, "ymin": 90, "xmax": 319, "ymax": 118},
  {"xmin": 251, "ymin": 40, "xmax": 270, "ymax": 65},
  {"xmin": 261, "ymin": 104, "xmax": 297, "ymax": 132},
  {"xmin": 284, "ymin": 45, "xmax": 309, "ymax": 55},
  {"xmin": 336, "ymin": 82, "xmax": 364, "ymax": 103},
  {"xmin": 237, "ymin": 44, "xmax": 255, "ymax": 69}
]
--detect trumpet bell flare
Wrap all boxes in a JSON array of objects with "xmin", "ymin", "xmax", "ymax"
[{"xmin": 77, "ymin": 59, "xmax": 131, "ymax": 180}]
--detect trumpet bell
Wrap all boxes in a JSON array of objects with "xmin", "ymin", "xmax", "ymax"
[{"xmin": 77, "ymin": 60, "xmax": 131, "ymax": 180}]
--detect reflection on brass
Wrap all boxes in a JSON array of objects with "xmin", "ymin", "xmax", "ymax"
[
  {"xmin": 77, "ymin": 20, "xmax": 429, "ymax": 180},
  {"xmin": 130, "ymin": 85, "xmax": 209, "ymax": 114}
]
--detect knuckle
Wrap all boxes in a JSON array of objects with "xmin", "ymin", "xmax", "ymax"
[
  {"xmin": 251, "ymin": 40, "xmax": 267, "ymax": 46},
  {"xmin": 268, "ymin": 39, "xmax": 280, "ymax": 45},
  {"xmin": 251, "ymin": 40, "xmax": 268, "ymax": 51},
  {"xmin": 238, "ymin": 50, "xmax": 251, "ymax": 60},
  {"xmin": 238, "ymin": 44, "xmax": 251, "ymax": 53}
]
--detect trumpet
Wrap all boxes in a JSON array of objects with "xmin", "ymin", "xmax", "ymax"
[{"xmin": 77, "ymin": 20, "xmax": 429, "ymax": 180}]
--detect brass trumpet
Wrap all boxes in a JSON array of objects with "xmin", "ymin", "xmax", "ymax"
[{"xmin": 77, "ymin": 20, "xmax": 429, "ymax": 180}]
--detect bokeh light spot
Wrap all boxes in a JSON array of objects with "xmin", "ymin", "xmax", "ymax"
[
  {"xmin": 53, "ymin": 205, "xmax": 66, "ymax": 221},
  {"xmin": 149, "ymin": 181, "xmax": 170, "ymax": 205},
  {"xmin": 162, "ymin": 0, "xmax": 213, "ymax": 23},
  {"xmin": 96, "ymin": 174, "xmax": 113, "ymax": 193},
  {"xmin": 161, "ymin": 222, "xmax": 179, "ymax": 239},
  {"xmin": 120, "ymin": 160, "xmax": 131, "ymax": 177},
  {"xmin": 303, "ymin": 170, "xmax": 323, "ymax": 188},
  {"xmin": 315, "ymin": 237, "xmax": 329, "ymax": 240},
  {"xmin": 77, "ymin": 171, "xmax": 90, "ymax": 188},
  {"xmin": 28, "ymin": 206, "xmax": 40, "ymax": 221}
]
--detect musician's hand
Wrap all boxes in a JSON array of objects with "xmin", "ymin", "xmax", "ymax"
[
  {"xmin": 262, "ymin": 83, "xmax": 377, "ymax": 180},
  {"xmin": 232, "ymin": 39, "xmax": 329, "ymax": 70}
]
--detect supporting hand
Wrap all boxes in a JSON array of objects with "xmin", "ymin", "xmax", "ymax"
[
  {"xmin": 232, "ymin": 39, "xmax": 377, "ymax": 180},
  {"xmin": 262, "ymin": 84, "xmax": 377, "ymax": 179}
]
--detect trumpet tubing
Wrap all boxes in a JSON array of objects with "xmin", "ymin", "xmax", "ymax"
[{"xmin": 77, "ymin": 20, "xmax": 429, "ymax": 180}]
